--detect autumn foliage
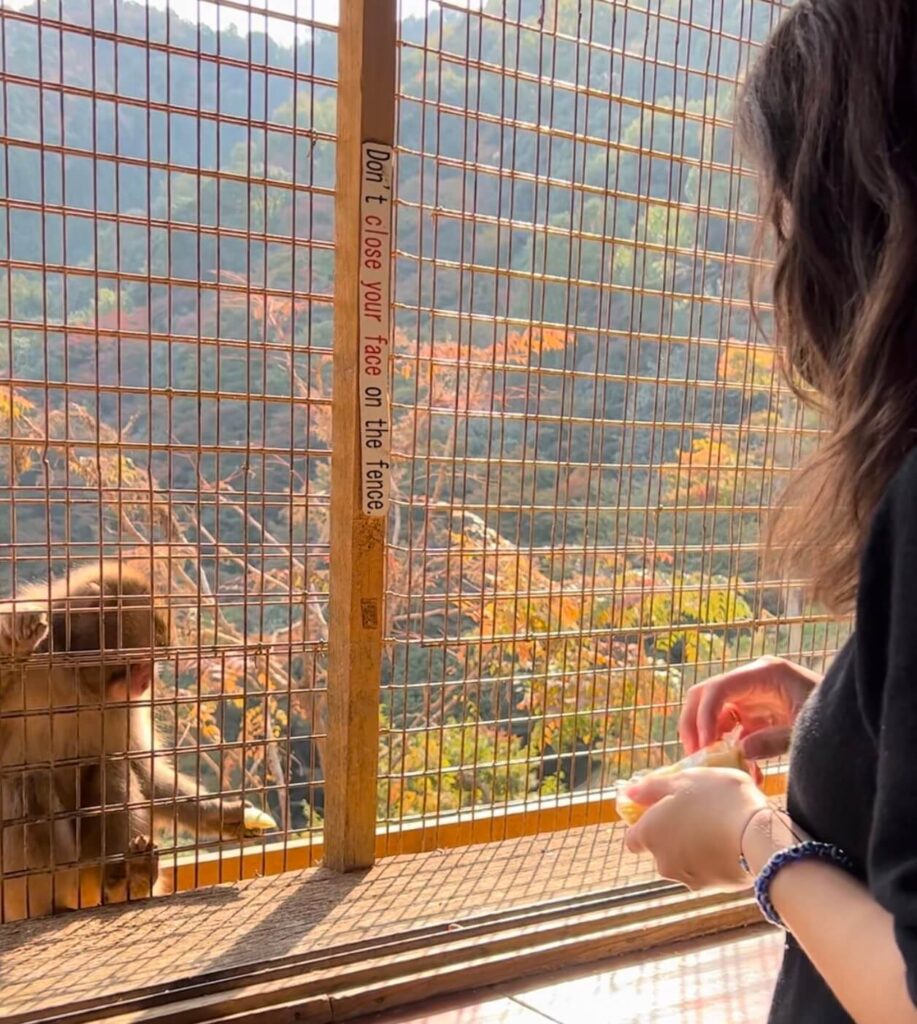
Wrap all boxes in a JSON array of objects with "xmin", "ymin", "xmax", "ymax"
[{"xmin": 0, "ymin": 249, "xmax": 796, "ymax": 846}]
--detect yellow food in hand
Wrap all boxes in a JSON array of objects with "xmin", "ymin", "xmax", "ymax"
[
  {"xmin": 243, "ymin": 807, "xmax": 278, "ymax": 833},
  {"xmin": 615, "ymin": 737, "xmax": 749, "ymax": 826}
]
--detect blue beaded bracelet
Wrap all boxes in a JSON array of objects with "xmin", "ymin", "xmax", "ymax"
[{"xmin": 753, "ymin": 841, "xmax": 856, "ymax": 928}]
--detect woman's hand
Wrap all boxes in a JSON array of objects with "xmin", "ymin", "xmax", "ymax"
[
  {"xmin": 679, "ymin": 656, "xmax": 821, "ymax": 760},
  {"xmin": 622, "ymin": 767, "xmax": 769, "ymax": 891}
]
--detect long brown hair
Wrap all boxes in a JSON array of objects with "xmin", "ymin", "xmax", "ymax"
[{"xmin": 739, "ymin": 0, "xmax": 917, "ymax": 612}]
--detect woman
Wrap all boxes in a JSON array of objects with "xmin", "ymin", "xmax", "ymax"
[{"xmin": 623, "ymin": 3, "xmax": 917, "ymax": 1022}]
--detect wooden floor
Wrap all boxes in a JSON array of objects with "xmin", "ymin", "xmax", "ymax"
[
  {"xmin": 370, "ymin": 927, "xmax": 784, "ymax": 1024},
  {"xmin": 1, "ymin": 822, "xmax": 660, "ymax": 1021}
]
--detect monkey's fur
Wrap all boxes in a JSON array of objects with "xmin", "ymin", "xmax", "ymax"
[{"xmin": 0, "ymin": 561, "xmax": 274, "ymax": 921}]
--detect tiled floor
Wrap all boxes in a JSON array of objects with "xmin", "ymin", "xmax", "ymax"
[{"xmin": 369, "ymin": 927, "xmax": 784, "ymax": 1023}]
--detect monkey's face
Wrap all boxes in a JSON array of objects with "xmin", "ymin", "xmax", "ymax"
[
  {"xmin": 104, "ymin": 662, "xmax": 154, "ymax": 703},
  {"xmin": 99, "ymin": 605, "xmax": 162, "ymax": 703},
  {"xmin": 53, "ymin": 599, "xmax": 167, "ymax": 706},
  {"xmin": 75, "ymin": 661, "xmax": 155, "ymax": 705}
]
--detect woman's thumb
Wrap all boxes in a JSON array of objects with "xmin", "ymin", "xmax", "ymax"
[
  {"xmin": 622, "ymin": 773, "xmax": 680, "ymax": 808},
  {"xmin": 741, "ymin": 726, "xmax": 792, "ymax": 761}
]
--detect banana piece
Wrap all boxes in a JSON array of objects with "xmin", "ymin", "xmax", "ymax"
[
  {"xmin": 616, "ymin": 735, "xmax": 749, "ymax": 826},
  {"xmin": 242, "ymin": 806, "xmax": 278, "ymax": 833}
]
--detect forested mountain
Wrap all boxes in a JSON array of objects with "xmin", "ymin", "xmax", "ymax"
[{"xmin": 1, "ymin": 0, "xmax": 828, "ymax": 831}]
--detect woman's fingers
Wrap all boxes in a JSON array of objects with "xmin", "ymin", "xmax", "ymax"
[
  {"xmin": 697, "ymin": 680, "xmax": 736, "ymax": 747},
  {"xmin": 622, "ymin": 790, "xmax": 678, "ymax": 853},
  {"xmin": 623, "ymin": 825, "xmax": 645, "ymax": 854},
  {"xmin": 622, "ymin": 772, "xmax": 682, "ymax": 808},
  {"xmin": 682, "ymin": 677, "xmax": 746, "ymax": 752},
  {"xmin": 678, "ymin": 684, "xmax": 702, "ymax": 753}
]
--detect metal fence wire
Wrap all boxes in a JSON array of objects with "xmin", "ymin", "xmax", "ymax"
[
  {"xmin": 379, "ymin": 0, "xmax": 846, "ymax": 842},
  {"xmin": 0, "ymin": 0, "xmax": 848, "ymax": 920},
  {"xmin": 0, "ymin": 0, "xmax": 334, "ymax": 920}
]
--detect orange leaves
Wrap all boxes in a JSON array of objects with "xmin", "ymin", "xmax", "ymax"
[
  {"xmin": 654, "ymin": 338, "xmax": 779, "ymax": 511},
  {"xmin": 0, "ymin": 386, "xmax": 34, "ymax": 431},
  {"xmin": 660, "ymin": 430, "xmax": 743, "ymax": 506},
  {"xmin": 394, "ymin": 325, "xmax": 571, "ymax": 394},
  {"xmin": 447, "ymin": 511, "xmax": 586, "ymax": 674},
  {"xmin": 0, "ymin": 386, "xmax": 39, "ymax": 478},
  {"xmin": 503, "ymin": 326, "xmax": 568, "ymax": 365},
  {"xmin": 377, "ymin": 709, "xmax": 530, "ymax": 821},
  {"xmin": 205, "ymin": 657, "xmax": 247, "ymax": 695},
  {"xmin": 537, "ymin": 328, "xmax": 568, "ymax": 353},
  {"xmin": 717, "ymin": 338, "xmax": 777, "ymax": 388}
]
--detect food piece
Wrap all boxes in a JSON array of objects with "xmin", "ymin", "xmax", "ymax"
[
  {"xmin": 243, "ymin": 807, "xmax": 278, "ymax": 833},
  {"xmin": 616, "ymin": 730, "xmax": 749, "ymax": 826}
]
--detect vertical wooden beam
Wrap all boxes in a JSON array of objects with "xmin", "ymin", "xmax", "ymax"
[{"xmin": 326, "ymin": 0, "xmax": 397, "ymax": 872}]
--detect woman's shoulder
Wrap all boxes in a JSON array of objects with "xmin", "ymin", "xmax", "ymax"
[
  {"xmin": 873, "ymin": 445, "xmax": 917, "ymax": 525},
  {"xmin": 888, "ymin": 444, "xmax": 917, "ymax": 494},
  {"xmin": 859, "ymin": 446, "xmax": 917, "ymax": 599}
]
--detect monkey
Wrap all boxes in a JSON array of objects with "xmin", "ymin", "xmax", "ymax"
[
  {"xmin": 0, "ymin": 561, "xmax": 277, "ymax": 921},
  {"xmin": 529, "ymin": 737, "xmax": 611, "ymax": 794},
  {"xmin": 456, "ymin": 768, "xmax": 492, "ymax": 806}
]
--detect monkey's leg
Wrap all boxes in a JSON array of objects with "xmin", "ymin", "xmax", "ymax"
[
  {"xmin": 97, "ymin": 808, "xmax": 154, "ymax": 905},
  {"xmin": 0, "ymin": 606, "xmax": 48, "ymax": 659},
  {"xmin": 0, "ymin": 774, "xmax": 53, "ymax": 921},
  {"xmin": 96, "ymin": 807, "xmax": 130, "ymax": 906},
  {"xmin": 50, "ymin": 818, "xmax": 81, "ymax": 912},
  {"xmin": 0, "ymin": 771, "xmax": 79, "ymax": 919},
  {"xmin": 43, "ymin": 770, "xmax": 80, "ymax": 913},
  {"xmin": 78, "ymin": 762, "xmax": 153, "ymax": 906}
]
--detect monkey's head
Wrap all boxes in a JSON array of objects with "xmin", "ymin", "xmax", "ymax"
[{"xmin": 50, "ymin": 563, "xmax": 171, "ymax": 704}]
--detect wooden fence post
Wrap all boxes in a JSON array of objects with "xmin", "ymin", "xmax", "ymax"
[{"xmin": 325, "ymin": 0, "xmax": 397, "ymax": 872}]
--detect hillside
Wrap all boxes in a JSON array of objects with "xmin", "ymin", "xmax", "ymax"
[{"xmin": 0, "ymin": 0, "xmax": 819, "ymax": 830}]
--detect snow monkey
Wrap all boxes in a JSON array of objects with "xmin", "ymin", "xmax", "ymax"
[{"xmin": 0, "ymin": 560, "xmax": 276, "ymax": 921}]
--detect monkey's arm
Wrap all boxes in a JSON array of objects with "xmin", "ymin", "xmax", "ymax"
[{"xmin": 138, "ymin": 756, "xmax": 277, "ymax": 839}]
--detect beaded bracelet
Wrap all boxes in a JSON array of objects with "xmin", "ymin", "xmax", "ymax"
[{"xmin": 754, "ymin": 841, "xmax": 856, "ymax": 928}]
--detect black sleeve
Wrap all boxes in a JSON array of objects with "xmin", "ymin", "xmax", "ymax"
[{"xmin": 856, "ymin": 449, "xmax": 917, "ymax": 1006}]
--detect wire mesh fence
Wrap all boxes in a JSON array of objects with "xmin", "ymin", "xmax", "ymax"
[
  {"xmin": 380, "ymin": 0, "xmax": 848, "ymax": 840},
  {"xmin": 0, "ymin": 0, "xmax": 335, "ymax": 919},
  {"xmin": 0, "ymin": 0, "xmax": 851, "ymax": 920}
]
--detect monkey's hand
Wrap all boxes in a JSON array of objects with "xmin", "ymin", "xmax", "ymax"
[
  {"xmin": 0, "ymin": 604, "xmax": 48, "ymax": 659},
  {"xmin": 126, "ymin": 836, "xmax": 159, "ymax": 901},
  {"xmin": 221, "ymin": 802, "xmax": 278, "ymax": 839},
  {"xmin": 100, "ymin": 836, "xmax": 159, "ymax": 905}
]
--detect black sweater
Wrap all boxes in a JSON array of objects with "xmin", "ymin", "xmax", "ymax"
[{"xmin": 768, "ymin": 448, "xmax": 917, "ymax": 1022}]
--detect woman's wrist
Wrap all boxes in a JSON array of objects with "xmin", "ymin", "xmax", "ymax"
[{"xmin": 740, "ymin": 806, "xmax": 805, "ymax": 876}]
